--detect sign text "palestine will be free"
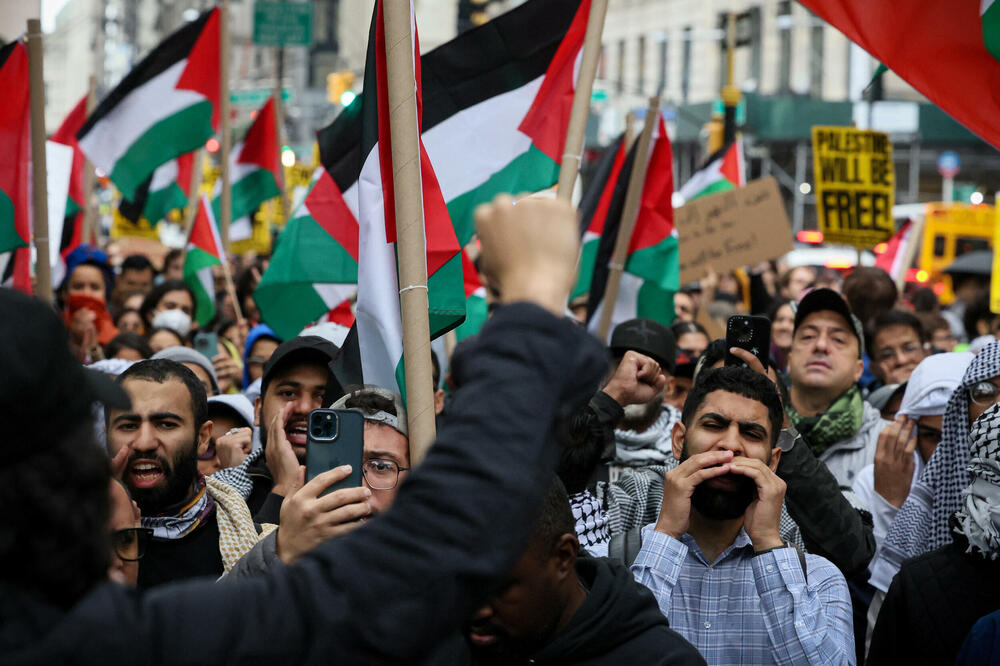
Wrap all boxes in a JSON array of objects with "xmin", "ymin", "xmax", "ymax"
[{"xmin": 811, "ymin": 126, "xmax": 895, "ymax": 249}]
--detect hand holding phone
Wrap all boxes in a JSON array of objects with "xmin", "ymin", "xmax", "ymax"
[
  {"xmin": 193, "ymin": 331, "xmax": 218, "ymax": 361},
  {"xmin": 306, "ymin": 409, "xmax": 365, "ymax": 496},
  {"xmin": 725, "ymin": 315, "xmax": 771, "ymax": 370}
]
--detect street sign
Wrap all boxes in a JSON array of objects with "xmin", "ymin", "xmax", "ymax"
[
  {"xmin": 253, "ymin": 1, "xmax": 313, "ymax": 47},
  {"xmin": 811, "ymin": 126, "xmax": 896, "ymax": 249},
  {"xmin": 230, "ymin": 88, "xmax": 294, "ymax": 107},
  {"xmin": 938, "ymin": 150, "xmax": 960, "ymax": 179}
]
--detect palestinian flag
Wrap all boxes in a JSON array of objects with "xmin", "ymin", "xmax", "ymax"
[
  {"xmin": 875, "ymin": 219, "xmax": 915, "ymax": 281},
  {"xmin": 51, "ymin": 94, "xmax": 88, "ymax": 259},
  {"xmin": 454, "ymin": 249, "xmax": 488, "ymax": 341},
  {"xmin": 571, "ymin": 134, "xmax": 627, "ymax": 301},
  {"xmin": 319, "ymin": 0, "xmax": 589, "ymax": 250},
  {"xmin": 0, "ymin": 40, "xmax": 30, "ymax": 273},
  {"xmin": 212, "ymin": 97, "xmax": 281, "ymax": 239},
  {"xmin": 119, "ymin": 152, "xmax": 195, "ymax": 225},
  {"xmin": 183, "ymin": 193, "xmax": 225, "ymax": 326},
  {"xmin": 77, "ymin": 9, "xmax": 219, "ymax": 201},
  {"xmin": 676, "ymin": 140, "xmax": 745, "ymax": 203},
  {"xmin": 255, "ymin": 168, "xmax": 358, "ymax": 339},
  {"xmin": 800, "ymin": 0, "xmax": 1000, "ymax": 150},
  {"xmin": 585, "ymin": 116, "xmax": 680, "ymax": 339}
]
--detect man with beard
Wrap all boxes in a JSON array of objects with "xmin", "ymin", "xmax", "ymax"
[
  {"xmin": 607, "ymin": 318, "xmax": 679, "ymax": 471},
  {"xmin": 106, "ymin": 360, "xmax": 273, "ymax": 589},
  {"xmin": 212, "ymin": 336, "xmax": 343, "ymax": 524},
  {"xmin": 631, "ymin": 366, "xmax": 854, "ymax": 665},
  {"xmin": 429, "ymin": 478, "xmax": 704, "ymax": 665}
]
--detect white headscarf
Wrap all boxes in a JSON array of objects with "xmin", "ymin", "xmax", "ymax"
[{"xmin": 897, "ymin": 352, "xmax": 975, "ymax": 419}]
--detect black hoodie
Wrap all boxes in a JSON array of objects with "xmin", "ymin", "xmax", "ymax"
[{"xmin": 428, "ymin": 556, "xmax": 705, "ymax": 665}]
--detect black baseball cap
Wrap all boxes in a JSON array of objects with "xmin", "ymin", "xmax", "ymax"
[
  {"xmin": 609, "ymin": 318, "xmax": 676, "ymax": 374},
  {"xmin": 792, "ymin": 288, "xmax": 866, "ymax": 358},
  {"xmin": 261, "ymin": 335, "xmax": 345, "ymax": 404},
  {"xmin": 0, "ymin": 288, "xmax": 129, "ymax": 465}
]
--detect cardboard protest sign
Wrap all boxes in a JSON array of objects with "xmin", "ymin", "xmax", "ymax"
[
  {"xmin": 812, "ymin": 126, "xmax": 895, "ymax": 249},
  {"xmin": 674, "ymin": 176, "xmax": 793, "ymax": 284},
  {"xmin": 990, "ymin": 203, "xmax": 1000, "ymax": 315}
]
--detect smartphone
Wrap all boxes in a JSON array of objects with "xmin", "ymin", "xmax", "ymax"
[
  {"xmin": 192, "ymin": 331, "xmax": 218, "ymax": 361},
  {"xmin": 306, "ymin": 409, "xmax": 365, "ymax": 496},
  {"xmin": 725, "ymin": 315, "xmax": 771, "ymax": 370}
]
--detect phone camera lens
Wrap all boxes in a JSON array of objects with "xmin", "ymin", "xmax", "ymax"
[{"xmin": 312, "ymin": 427, "xmax": 323, "ymax": 437}]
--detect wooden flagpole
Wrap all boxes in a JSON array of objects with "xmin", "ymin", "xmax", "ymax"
[
  {"xmin": 555, "ymin": 0, "xmax": 608, "ymax": 202},
  {"xmin": 81, "ymin": 75, "xmax": 98, "ymax": 246},
  {"xmin": 383, "ymin": 0, "xmax": 436, "ymax": 464},
  {"xmin": 219, "ymin": 0, "xmax": 233, "ymax": 255},
  {"xmin": 27, "ymin": 19, "xmax": 52, "ymax": 304},
  {"xmin": 595, "ymin": 96, "xmax": 660, "ymax": 342},
  {"xmin": 272, "ymin": 47, "xmax": 289, "ymax": 223}
]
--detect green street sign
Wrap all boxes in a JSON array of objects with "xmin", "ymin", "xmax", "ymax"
[
  {"xmin": 230, "ymin": 88, "xmax": 294, "ymax": 106},
  {"xmin": 253, "ymin": 1, "xmax": 313, "ymax": 47}
]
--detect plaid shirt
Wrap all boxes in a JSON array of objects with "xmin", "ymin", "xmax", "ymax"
[{"xmin": 631, "ymin": 526, "xmax": 855, "ymax": 665}]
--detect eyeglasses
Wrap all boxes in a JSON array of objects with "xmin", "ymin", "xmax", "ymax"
[
  {"xmin": 362, "ymin": 459, "xmax": 410, "ymax": 491},
  {"xmin": 969, "ymin": 381, "xmax": 1000, "ymax": 406},
  {"xmin": 874, "ymin": 342, "xmax": 924, "ymax": 364},
  {"xmin": 111, "ymin": 527, "xmax": 153, "ymax": 562}
]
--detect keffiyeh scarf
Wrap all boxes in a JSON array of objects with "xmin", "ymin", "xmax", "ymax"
[
  {"xmin": 787, "ymin": 385, "xmax": 864, "ymax": 456},
  {"xmin": 954, "ymin": 402, "xmax": 1000, "ymax": 559},
  {"xmin": 872, "ymin": 340, "xmax": 1000, "ymax": 590},
  {"xmin": 569, "ymin": 489, "xmax": 611, "ymax": 549},
  {"xmin": 613, "ymin": 405, "xmax": 681, "ymax": 466},
  {"xmin": 141, "ymin": 474, "xmax": 216, "ymax": 540}
]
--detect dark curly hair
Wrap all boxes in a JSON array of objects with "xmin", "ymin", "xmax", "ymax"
[{"xmin": 0, "ymin": 421, "xmax": 110, "ymax": 609}]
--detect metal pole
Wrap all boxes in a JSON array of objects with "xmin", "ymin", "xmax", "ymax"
[
  {"xmin": 273, "ymin": 46, "xmax": 288, "ymax": 223},
  {"xmin": 721, "ymin": 12, "xmax": 741, "ymax": 145},
  {"xmin": 942, "ymin": 176, "xmax": 954, "ymax": 204},
  {"xmin": 908, "ymin": 140, "xmax": 920, "ymax": 203},
  {"xmin": 793, "ymin": 141, "xmax": 806, "ymax": 234}
]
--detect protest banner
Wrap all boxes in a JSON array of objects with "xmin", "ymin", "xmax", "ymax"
[
  {"xmin": 674, "ymin": 176, "xmax": 793, "ymax": 285},
  {"xmin": 991, "ymin": 197, "xmax": 1000, "ymax": 315},
  {"xmin": 812, "ymin": 126, "xmax": 895, "ymax": 249}
]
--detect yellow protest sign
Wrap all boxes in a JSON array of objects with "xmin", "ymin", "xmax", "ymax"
[
  {"xmin": 812, "ymin": 126, "xmax": 895, "ymax": 249},
  {"xmin": 990, "ymin": 201, "xmax": 1000, "ymax": 315}
]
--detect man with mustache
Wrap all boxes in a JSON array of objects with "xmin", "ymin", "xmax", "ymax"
[
  {"xmin": 786, "ymin": 288, "xmax": 887, "ymax": 487},
  {"xmin": 106, "ymin": 360, "xmax": 270, "ymax": 589},
  {"xmin": 631, "ymin": 366, "xmax": 854, "ymax": 665}
]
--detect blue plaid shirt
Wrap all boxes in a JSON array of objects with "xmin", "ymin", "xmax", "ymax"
[{"xmin": 631, "ymin": 525, "xmax": 855, "ymax": 665}]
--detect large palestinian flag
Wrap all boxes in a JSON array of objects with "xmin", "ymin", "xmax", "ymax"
[
  {"xmin": 255, "ymin": 168, "xmax": 358, "ymax": 339},
  {"xmin": 0, "ymin": 41, "xmax": 30, "ymax": 263},
  {"xmin": 77, "ymin": 9, "xmax": 219, "ymax": 201},
  {"xmin": 182, "ymin": 193, "xmax": 226, "ymax": 326},
  {"xmin": 212, "ymin": 97, "xmax": 281, "ymax": 239},
  {"xmin": 585, "ymin": 116, "xmax": 680, "ymax": 339},
  {"xmin": 677, "ymin": 140, "xmax": 745, "ymax": 203},
  {"xmin": 50, "ymin": 94, "xmax": 88, "ymax": 259},
  {"xmin": 119, "ymin": 152, "xmax": 195, "ymax": 225},
  {"xmin": 801, "ymin": 0, "xmax": 1000, "ymax": 150}
]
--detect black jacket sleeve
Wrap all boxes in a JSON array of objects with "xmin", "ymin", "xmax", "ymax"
[
  {"xmin": 559, "ymin": 391, "xmax": 623, "ymax": 492},
  {"xmin": 114, "ymin": 303, "xmax": 607, "ymax": 664},
  {"xmin": 777, "ymin": 433, "xmax": 876, "ymax": 578}
]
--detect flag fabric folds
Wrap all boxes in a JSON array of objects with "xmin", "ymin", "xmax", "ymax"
[
  {"xmin": 799, "ymin": 0, "xmax": 1000, "ymax": 151},
  {"xmin": 255, "ymin": 168, "xmax": 359, "ymax": 340},
  {"xmin": 0, "ymin": 40, "xmax": 31, "ymax": 267},
  {"xmin": 119, "ymin": 152, "xmax": 195, "ymax": 226},
  {"xmin": 50, "ymin": 94, "xmax": 89, "ymax": 259},
  {"xmin": 212, "ymin": 97, "xmax": 281, "ymax": 241},
  {"xmin": 77, "ymin": 9, "xmax": 220, "ymax": 201},
  {"xmin": 677, "ymin": 140, "xmax": 745, "ymax": 203},
  {"xmin": 183, "ymin": 194, "xmax": 226, "ymax": 326},
  {"xmin": 584, "ymin": 116, "xmax": 681, "ymax": 338}
]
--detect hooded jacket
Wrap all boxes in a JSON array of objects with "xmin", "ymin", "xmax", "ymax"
[
  {"xmin": 241, "ymin": 324, "xmax": 281, "ymax": 390},
  {"xmin": 424, "ymin": 556, "xmax": 704, "ymax": 666}
]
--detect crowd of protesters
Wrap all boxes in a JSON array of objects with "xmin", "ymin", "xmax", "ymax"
[{"xmin": 3, "ymin": 195, "xmax": 1000, "ymax": 664}]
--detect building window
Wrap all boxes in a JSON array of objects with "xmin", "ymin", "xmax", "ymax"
[
  {"xmin": 658, "ymin": 37, "xmax": 668, "ymax": 94},
  {"xmin": 616, "ymin": 39, "xmax": 626, "ymax": 94},
  {"xmin": 777, "ymin": 1, "xmax": 792, "ymax": 94},
  {"xmin": 681, "ymin": 27, "xmax": 692, "ymax": 104},
  {"xmin": 637, "ymin": 35, "xmax": 646, "ymax": 94},
  {"xmin": 809, "ymin": 17, "xmax": 824, "ymax": 97}
]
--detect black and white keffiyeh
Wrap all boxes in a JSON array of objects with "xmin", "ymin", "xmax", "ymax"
[
  {"xmin": 954, "ymin": 402, "xmax": 1000, "ymax": 559},
  {"xmin": 569, "ymin": 489, "xmax": 611, "ymax": 549},
  {"xmin": 872, "ymin": 340, "xmax": 1000, "ymax": 590},
  {"xmin": 210, "ymin": 447, "xmax": 261, "ymax": 500}
]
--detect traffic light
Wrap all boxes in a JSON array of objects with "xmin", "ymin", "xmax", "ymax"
[{"xmin": 326, "ymin": 70, "xmax": 356, "ymax": 106}]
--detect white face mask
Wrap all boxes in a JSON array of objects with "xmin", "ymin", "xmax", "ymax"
[{"xmin": 152, "ymin": 309, "xmax": 192, "ymax": 337}]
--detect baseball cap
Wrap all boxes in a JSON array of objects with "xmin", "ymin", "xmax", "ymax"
[
  {"xmin": 0, "ymin": 289, "xmax": 129, "ymax": 464},
  {"xmin": 261, "ymin": 335, "xmax": 345, "ymax": 403},
  {"xmin": 609, "ymin": 318, "xmax": 676, "ymax": 374},
  {"xmin": 792, "ymin": 288, "xmax": 866, "ymax": 358}
]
